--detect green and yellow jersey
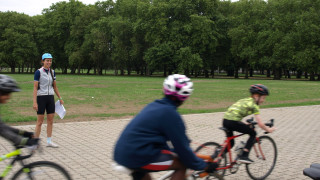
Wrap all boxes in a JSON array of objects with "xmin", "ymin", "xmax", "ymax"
[{"xmin": 223, "ymin": 97, "xmax": 260, "ymax": 121}]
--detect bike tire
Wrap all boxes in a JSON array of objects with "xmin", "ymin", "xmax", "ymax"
[
  {"xmin": 12, "ymin": 161, "xmax": 72, "ymax": 180},
  {"xmin": 195, "ymin": 142, "xmax": 227, "ymax": 179},
  {"xmin": 246, "ymin": 136, "xmax": 277, "ymax": 180}
]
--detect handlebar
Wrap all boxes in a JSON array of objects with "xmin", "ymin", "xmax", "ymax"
[
  {"xmin": 246, "ymin": 118, "xmax": 275, "ymax": 134},
  {"xmin": 15, "ymin": 144, "xmax": 42, "ymax": 160}
]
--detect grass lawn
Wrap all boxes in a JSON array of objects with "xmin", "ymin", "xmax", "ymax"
[{"xmin": 1, "ymin": 74, "xmax": 320, "ymax": 124}]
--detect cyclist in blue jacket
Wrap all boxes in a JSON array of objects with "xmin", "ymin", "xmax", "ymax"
[{"xmin": 114, "ymin": 74, "xmax": 217, "ymax": 180}]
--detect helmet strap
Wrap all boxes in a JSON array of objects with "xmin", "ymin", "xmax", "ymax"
[
  {"xmin": 256, "ymin": 96, "xmax": 261, "ymax": 105},
  {"xmin": 252, "ymin": 94, "xmax": 260, "ymax": 105}
]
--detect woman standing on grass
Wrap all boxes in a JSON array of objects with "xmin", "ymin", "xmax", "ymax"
[{"xmin": 33, "ymin": 53, "xmax": 64, "ymax": 148}]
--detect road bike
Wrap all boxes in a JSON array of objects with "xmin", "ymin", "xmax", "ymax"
[
  {"xmin": 0, "ymin": 144, "xmax": 72, "ymax": 180},
  {"xmin": 190, "ymin": 118, "xmax": 277, "ymax": 180}
]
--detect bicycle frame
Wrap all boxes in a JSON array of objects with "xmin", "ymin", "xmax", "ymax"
[
  {"xmin": 195, "ymin": 133, "xmax": 265, "ymax": 178},
  {"xmin": 0, "ymin": 149, "xmax": 22, "ymax": 178}
]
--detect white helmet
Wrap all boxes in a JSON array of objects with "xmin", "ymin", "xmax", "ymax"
[{"xmin": 163, "ymin": 74, "xmax": 193, "ymax": 101}]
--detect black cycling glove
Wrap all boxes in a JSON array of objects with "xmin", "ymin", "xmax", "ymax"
[
  {"xmin": 26, "ymin": 138, "xmax": 39, "ymax": 146},
  {"xmin": 22, "ymin": 131, "xmax": 34, "ymax": 138},
  {"xmin": 18, "ymin": 138, "xmax": 39, "ymax": 147},
  {"xmin": 205, "ymin": 162, "xmax": 218, "ymax": 173}
]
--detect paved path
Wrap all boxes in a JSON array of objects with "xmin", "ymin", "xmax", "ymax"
[{"xmin": 0, "ymin": 105, "xmax": 319, "ymax": 179}]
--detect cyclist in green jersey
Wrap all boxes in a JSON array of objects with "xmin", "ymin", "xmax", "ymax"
[{"xmin": 223, "ymin": 84, "xmax": 276, "ymax": 164}]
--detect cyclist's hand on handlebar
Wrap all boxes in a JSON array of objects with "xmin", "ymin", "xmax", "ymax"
[
  {"xmin": 205, "ymin": 162, "xmax": 218, "ymax": 173},
  {"xmin": 267, "ymin": 127, "xmax": 276, "ymax": 133},
  {"xmin": 26, "ymin": 138, "xmax": 39, "ymax": 146},
  {"xmin": 22, "ymin": 131, "xmax": 34, "ymax": 138}
]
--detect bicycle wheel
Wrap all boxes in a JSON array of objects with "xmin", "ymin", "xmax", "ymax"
[
  {"xmin": 246, "ymin": 136, "xmax": 277, "ymax": 180},
  {"xmin": 195, "ymin": 142, "xmax": 227, "ymax": 179},
  {"xmin": 12, "ymin": 161, "xmax": 72, "ymax": 180}
]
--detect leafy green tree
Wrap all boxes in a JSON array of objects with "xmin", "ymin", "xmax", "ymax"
[
  {"xmin": 41, "ymin": 0, "xmax": 85, "ymax": 73},
  {"xmin": 0, "ymin": 12, "xmax": 38, "ymax": 73},
  {"xmin": 292, "ymin": 0, "xmax": 320, "ymax": 80}
]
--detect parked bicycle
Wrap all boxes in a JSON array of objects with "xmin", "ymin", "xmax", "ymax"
[
  {"xmin": 191, "ymin": 118, "xmax": 277, "ymax": 180},
  {"xmin": 0, "ymin": 144, "xmax": 71, "ymax": 180}
]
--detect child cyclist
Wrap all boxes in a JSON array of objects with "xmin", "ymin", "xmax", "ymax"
[
  {"xmin": 0, "ymin": 75, "xmax": 39, "ymax": 147},
  {"xmin": 223, "ymin": 84, "xmax": 276, "ymax": 164},
  {"xmin": 114, "ymin": 74, "xmax": 217, "ymax": 180}
]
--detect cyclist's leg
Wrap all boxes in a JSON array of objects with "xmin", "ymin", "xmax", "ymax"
[
  {"xmin": 167, "ymin": 158, "xmax": 187, "ymax": 179},
  {"xmin": 131, "ymin": 171, "xmax": 151, "ymax": 180},
  {"xmin": 222, "ymin": 119, "xmax": 236, "ymax": 148},
  {"xmin": 223, "ymin": 120, "xmax": 256, "ymax": 153}
]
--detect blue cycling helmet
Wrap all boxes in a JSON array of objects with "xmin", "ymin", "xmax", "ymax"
[{"xmin": 42, "ymin": 53, "xmax": 53, "ymax": 60}]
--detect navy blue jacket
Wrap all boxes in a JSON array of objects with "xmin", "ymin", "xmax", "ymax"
[{"xmin": 114, "ymin": 97, "xmax": 206, "ymax": 170}]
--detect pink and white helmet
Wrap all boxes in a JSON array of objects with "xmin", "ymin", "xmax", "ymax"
[{"xmin": 163, "ymin": 74, "xmax": 193, "ymax": 101}]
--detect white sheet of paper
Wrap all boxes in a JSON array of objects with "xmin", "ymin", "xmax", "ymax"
[{"xmin": 55, "ymin": 100, "xmax": 66, "ymax": 119}]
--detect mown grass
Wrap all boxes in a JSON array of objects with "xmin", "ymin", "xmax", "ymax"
[{"xmin": 1, "ymin": 74, "xmax": 319, "ymax": 123}]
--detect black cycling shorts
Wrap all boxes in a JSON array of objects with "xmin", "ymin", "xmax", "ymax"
[{"xmin": 37, "ymin": 95, "xmax": 55, "ymax": 115}]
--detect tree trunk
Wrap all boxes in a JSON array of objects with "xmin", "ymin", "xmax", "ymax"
[
  {"xmin": 287, "ymin": 70, "xmax": 291, "ymax": 78},
  {"xmin": 77, "ymin": 65, "xmax": 81, "ymax": 75},
  {"xmin": 267, "ymin": 69, "xmax": 271, "ymax": 77},
  {"xmin": 245, "ymin": 64, "xmax": 249, "ymax": 79},
  {"xmin": 310, "ymin": 71, "xmax": 315, "ymax": 81},
  {"xmin": 273, "ymin": 68, "xmax": 281, "ymax": 80},
  {"xmin": 249, "ymin": 68, "xmax": 253, "ymax": 77},
  {"xmin": 304, "ymin": 72, "xmax": 308, "ymax": 79},
  {"xmin": 211, "ymin": 67, "xmax": 215, "ymax": 78},
  {"xmin": 204, "ymin": 70, "xmax": 209, "ymax": 78},
  {"xmin": 11, "ymin": 66, "xmax": 15, "ymax": 73},
  {"xmin": 70, "ymin": 67, "xmax": 76, "ymax": 74},
  {"xmin": 63, "ymin": 67, "xmax": 68, "ymax": 74},
  {"xmin": 163, "ymin": 65, "xmax": 167, "ymax": 77},
  {"xmin": 297, "ymin": 70, "xmax": 302, "ymax": 78},
  {"xmin": 234, "ymin": 67, "xmax": 239, "ymax": 79}
]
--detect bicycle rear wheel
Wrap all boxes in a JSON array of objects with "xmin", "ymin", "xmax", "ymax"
[
  {"xmin": 246, "ymin": 136, "xmax": 277, "ymax": 180},
  {"xmin": 12, "ymin": 161, "xmax": 72, "ymax": 180},
  {"xmin": 195, "ymin": 142, "xmax": 227, "ymax": 179}
]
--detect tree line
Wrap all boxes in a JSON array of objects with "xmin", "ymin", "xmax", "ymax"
[{"xmin": 0, "ymin": 0, "xmax": 319, "ymax": 80}]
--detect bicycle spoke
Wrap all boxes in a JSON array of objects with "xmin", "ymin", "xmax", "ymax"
[
  {"xmin": 195, "ymin": 142, "xmax": 227, "ymax": 178},
  {"xmin": 246, "ymin": 136, "xmax": 277, "ymax": 180}
]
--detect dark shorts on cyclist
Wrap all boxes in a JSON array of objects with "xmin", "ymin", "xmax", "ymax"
[
  {"xmin": 223, "ymin": 119, "xmax": 256, "ymax": 150},
  {"xmin": 37, "ymin": 95, "xmax": 55, "ymax": 115}
]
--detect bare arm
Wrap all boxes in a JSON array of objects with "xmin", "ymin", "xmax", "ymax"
[
  {"xmin": 255, "ymin": 114, "xmax": 275, "ymax": 133},
  {"xmin": 33, "ymin": 81, "xmax": 38, "ymax": 111},
  {"xmin": 53, "ymin": 81, "xmax": 64, "ymax": 105}
]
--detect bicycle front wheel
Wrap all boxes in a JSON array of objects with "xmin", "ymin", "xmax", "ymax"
[
  {"xmin": 246, "ymin": 136, "xmax": 277, "ymax": 180},
  {"xmin": 195, "ymin": 142, "xmax": 227, "ymax": 179},
  {"xmin": 12, "ymin": 161, "xmax": 72, "ymax": 180}
]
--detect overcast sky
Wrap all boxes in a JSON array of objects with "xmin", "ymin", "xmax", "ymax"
[
  {"xmin": 0, "ymin": 0, "xmax": 98, "ymax": 16},
  {"xmin": 0, "ymin": 0, "xmax": 238, "ymax": 16}
]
